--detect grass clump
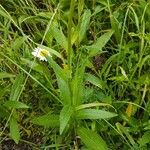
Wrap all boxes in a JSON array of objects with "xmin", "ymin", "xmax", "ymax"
[{"xmin": 0, "ymin": 0, "xmax": 150, "ymax": 149}]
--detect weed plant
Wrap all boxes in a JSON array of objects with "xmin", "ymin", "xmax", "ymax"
[{"xmin": 0, "ymin": 0, "xmax": 150, "ymax": 149}]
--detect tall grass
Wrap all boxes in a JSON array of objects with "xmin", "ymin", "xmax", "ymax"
[{"xmin": 0, "ymin": 0, "xmax": 150, "ymax": 149}]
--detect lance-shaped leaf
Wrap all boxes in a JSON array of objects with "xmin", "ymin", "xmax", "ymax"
[
  {"xmin": 10, "ymin": 118, "xmax": 20, "ymax": 144},
  {"xmin": 31, "ymin": 113, "xmax": 59, "ymax": 128},
  {"xmin": 4, "ymin": 101, "xmax": 29, "ymax": 109},
  {"xmin": 60, "ymin": 105, "xmax": 73, "ymax": 134},
  {"xmin": 78, "ymin": 127, "xmax": 107, "ymax": 150},
  {"xmin": 76, "ymin": 109, "xmax": 117, "ymax": 120},
  {"xmin": 87, "ymin": 30, "xmax": 114, "ymax": 57}
]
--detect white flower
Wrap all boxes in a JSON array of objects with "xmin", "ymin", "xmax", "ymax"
[{"xmin": 32, "ymin": 47, "xmax": 52, "ymax": 61}]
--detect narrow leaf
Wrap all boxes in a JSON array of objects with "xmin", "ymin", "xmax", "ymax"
[
  {"xmin": 31, "ymin": 113, "xmax": 59, "ymax": 127},
  {"xmin": 71, "ymin": 62, "xmax": 86, "ymax": 106},
  {"xmin": 87, "ymin": 30, "xmax": 114, "ymax": 57},
  {"xmin": 76, "ymin": 109, "xmax": 117, "ymax": 120},
  {"xmin": 60, "ymin": 105, "xmax": 73, "ymax": 134},
  {"xmin": 85, "ymin": 73, "xmax": 103, "ymax": 89},
  {"xmin": 9, "ymin": 74, "xmax": 24, "ymax": 101},
  {"xmin": 79, "ymin": 9, "xmax": 91, "ymax": 42},
  {"xmin": 47, "ymin": 57, "xmax": 71, "ymax": 104},
  {"xmin": 10, "ymin": 118, "xmax": 20, "ymax": 144},
  {"xmin": 51, "ymin": 23, "xmax": 68, "ymax": 50},
  {"xmin": 78, "ymin": 127, "xmax": 107, "ymax": 150},
  {"xmin": 4, "ymin": 101, "xmax": 29, "ymax": 109}
]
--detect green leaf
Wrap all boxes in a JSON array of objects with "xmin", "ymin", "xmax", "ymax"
[
  {"xmin": 47, "ymin": 57, "xmax": 71, "ymax": 104},
  {"xmin": 0, "ymin": 73, "xmax": 15, "ymax": 79},
  {"xmin": 85, "ymin": 73, "xmax": 103, "ymax": 89},
  {"xmin": 78, "ymin": 127, "xmax": 107, "ymax": 150},
  {"xmin": 60, "ymin": 105, "xmax": 73, "ymax": 134},
  {"xmin": 4, "ymin": 101, "xmax": 29, "ymax": 109},
  {"xmin": 71, "ymin": 61, "xmax": 86, "ymax": 106},
  {"xmin": 31, "ymin": 113, "xmax": 59, "ymax": 127},
  {"xmin": 47, "ymin": 57, "xmax": 67, "ymax": 82},
  {"xmin": 129, "ymin": 6, "xmax": 139, "ymax": 31},
  {"xmin": 10, "ymin": 118, "xmax": 20, "ymax": 144},
  {"xmin": 87, "ymin": 30, "xmax": 114, "ymax": 57},
  {"xmin": 116, "ymin": 123, "xmax": 135, "ymax": 146},
  {"xmin": 92, "ymin": 5, "xmax": 105, "ymax": 16},
  {"xmin": 110, "ymin": 11, "xmax": 121, "ymax": 44},
  {"xmin": 79, "ymin": 9, "xmax": 91, "ymax": 43},
  {"xmin": 21, "ymin": 58, "xmax": 45, "ymax": 74},
  {"xmin": 11, "ymin": 36, "xmax": 26, "ymax": 50},
  {"xmin": 138, "ymin": 131, "xmax": 150, "ymax": 147},
  {"xmin": 9, "ymin": 74, "xmax": 24, "ymax": 101},
  {"xmin": 51, "ymin": 23, "xmax": 68, "ymax": 50},
  {"xmin": 76, "ymin": 109, "xmax": 117, "ymax": 119},
  {"xmin": 57, "ymin": 76, "xmax": 71, "ymax": 104}
]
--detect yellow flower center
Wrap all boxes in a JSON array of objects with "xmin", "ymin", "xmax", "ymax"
[{"xmin": 40, "ymin": 49, "xmax": 49, "ymax": 57}]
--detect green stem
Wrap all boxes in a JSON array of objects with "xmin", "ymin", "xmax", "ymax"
[{"xmin": 67, "ymin": 0, "xmax": 75, "ymax": 70}]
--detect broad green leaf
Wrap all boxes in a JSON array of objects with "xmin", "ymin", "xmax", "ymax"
[
  {"xmin": 60, "ymin": 105, "xmax": 73, "ymax": 134},
  {"xmin": 78, "ymin": 127, "xmax": 107, "ymax": 150},
  {"xmin": 76, "ymin": 109, "xmax": 117, "ymax": 119},
  {"xmin": 10, "ymin": 118, "xmax": 20, "ymax": 144},
  {"xmin": 79, "ymin": 9, "xmax": 91, "ymax": 43},
  {"xmin": 4, "ymin": 101, "xmax": 29, "ymax": 109},
  {"xmin": 9, "ymin": 74, "xmax": 24, "ymax": 101},
  {"xmin": 31, "ymin": 113, "xmax": 59, "ymax": 127},
  {"xmin": 87, "ymin": 30, "xmax": 114, "ymax": 57},
  {"xmin": 0, "ymin": 72, "xmax": 15, "ymax": 79},
  {"xmin": 85, "ymin": 73, "xmax": 103, "ymax": 89}
]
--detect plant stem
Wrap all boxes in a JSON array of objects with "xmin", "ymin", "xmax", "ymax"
[{"xmin": 67, "ymin": 0, "xmax": 75, "ymax": 70}]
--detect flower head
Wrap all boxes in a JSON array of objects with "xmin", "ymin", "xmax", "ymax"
[{"xmin": 32, "ymin": 47, "xmax": 51, "ymax": 61}]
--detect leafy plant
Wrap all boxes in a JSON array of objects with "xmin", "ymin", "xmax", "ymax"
[{"xmin": 0, "ymin": 0, "xmax": 150, "ymax": 149}]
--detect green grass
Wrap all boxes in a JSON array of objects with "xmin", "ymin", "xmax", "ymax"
[{"xmin": 0, "ymin": 0, "xmax": 150, "ymax": 149}]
